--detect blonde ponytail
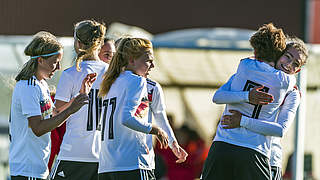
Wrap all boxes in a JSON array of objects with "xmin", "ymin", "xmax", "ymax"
[
  {"xmin": 74, "ymin": 19, "xmax": 106, "ymax": 71},
  {"xmin": 99, "ymin": 37, "xmax": 152, "ymax": 97}
]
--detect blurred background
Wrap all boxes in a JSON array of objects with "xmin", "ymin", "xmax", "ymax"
[{"xmin": 0, "ymin": 0, "xmax": 319, "ymax": 179}]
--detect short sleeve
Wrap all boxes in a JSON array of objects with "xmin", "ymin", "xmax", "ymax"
[
  {"xmin": 20, "ymin": 86, "xmax": 42, "ymax": 118},
  {"xmin": 55, "ymin": 70, "xmax": 74, "ymax": 102}
]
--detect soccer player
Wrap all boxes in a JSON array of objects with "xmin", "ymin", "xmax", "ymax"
[
  {"xmin": 115, "ymin": 37, "xmax": 188, "ymax": 164},
  {"xmin": 48, "ymin": 37, "xmax": 113, "ymax": 171},
  {"xmin": 217, "ymin": 37, "xmax": 308, "ymax": 180},
  {"xmin": 201, "ymin": 23, "xmax": 296, "ymax": 180},
  {"xmin": 50, "ymin": 20, "xmax": 107, "ymax": 180},
  {"xmin": 98, "ymin": 38, "xmax": 116, "ymax": 64},
  {"xmin": 98, "ymin": 37, "xmax": 168, "ymax": 180},
  {"xmin": 9, "ymin": 31, "xmax": 91, "ymax": 180}
]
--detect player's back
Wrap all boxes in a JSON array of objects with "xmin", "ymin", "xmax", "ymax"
[
  {"xmin": 230, "ymin": 58, "xmax": 295, "ymax": 119},
  {"xmin": 99, "ymin": 70, "xmax": 152, "ymax": 173},
  {"xmin": 55, "ymin": 60, "xmax": 109, "ymax": 162},
  {"xmin": 214, "ymin": 58, "xmax": 296, "ymax": 157}
]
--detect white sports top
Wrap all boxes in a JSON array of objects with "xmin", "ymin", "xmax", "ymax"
[
  {"xmin": 99, "ymin": 71, "xmax": 154, "ymax": 173},
  {"xmin": 55, "ymin": 60, "xmax": 109, "ymax": 162},
  {"xmin": 214, "ymin": 74, "xmax": 300, "ymax": 167},
  {"xmin": 213, "ymin": 58, "xmax": 296, "ymax": 157},
  {"xmin": 9, "ymin": 76, "xmax": 54, "ymax": 179}
]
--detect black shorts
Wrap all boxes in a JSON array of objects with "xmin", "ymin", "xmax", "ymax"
[
  {"xmin": 271, "ymin": 166, "xmax": 282, "ymax": 180},
  {"xmin": 50, "ymin": 160, "xmax": 98, "ymax": 180},
  {"xmin": 11, "ymin": 176, "xmax": 46, "ymax": 180},
  {"xmin": 200, "ymin": 141, "xmax": 271, "ymax": 180},
  {"xmin": 98, "ymin": 169, "xmax": 155, "ymax": 180}
]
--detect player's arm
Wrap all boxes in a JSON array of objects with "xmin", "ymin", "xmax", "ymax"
[
  {"xmin": 121, "ymin": 78, "xmax": 153, "ymax": 133},
  {"xmin": 213, "ymin": 60, "xmax": 254, "ymax": 104},
  {"xmin": 28, "ymin": 94, "xmax": 89, "ymax": 137},
  {"xmin": 213, "ymin": 74, "xmax": 248, "ymax": 104},
  {"xmin": 54, "ymin": 73, "xmax": 96, "ymax": 114},
  {"xmin": 213, "ymin": 74, "xmax": 273, "ymax": 105},
  {"xmin": 121, "ymin": 78, "xmax": 169, "ymax": 148},
  {"xmin": 221, "ymin": 90, "xmax": 300, "ymax": 137},
  {"xmin": 152, "ymin": 83, "xmax": 188, "ymax": 163},
  {"xmin": 28, "ymin": 74, "xmax": 96, "ymax": 137}
]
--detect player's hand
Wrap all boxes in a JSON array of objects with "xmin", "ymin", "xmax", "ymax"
[
  {"xmin": 150, "ymin": 126, "xmax": 169, "ymax": 149},
  {"xmin": 249, "ymin": 86, "xmax": 273, "ymax": 105},
  {"xmin": 171, "ymin": 141, "xmax": 188, "ymax": 163},
  {"xmin": 80, "ymin": 73, "xmax": 97, "ymax": 95},
  {"xmin": 68, "ymin": 93, "xmax": 89, "ymax": 114},
  {"xmin": 221, "ymin": 110, "xmax": 242, "ymax": 129}
]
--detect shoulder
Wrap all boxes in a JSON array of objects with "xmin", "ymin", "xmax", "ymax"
[
  {"xmin": 240, "ymin": 57, "xmax": 255, "ymax": 62},
  {"xmin": 290, "ymin": 85, "xmax": 301, "ymax": 97},
  {"xmin": 279, "ymin": 72, "xmax": 296, "ymax": 89},
  {"xmin": 41, "ymin": 79, "xmax": 50, "ymax": 88},
  {"xmin": 97, "ymin": 60, "xmax": 109, "ymax": 67},
  {"xmin": 59, "ymin": 66, "xmax": 80, "ymax": 81},
  {"xmin": 18, "ymin": 77, "xmax": 40, "ymax": 87},
  {"xmin": 146, "ymin": 78, "xmax": 157, "ymax": 86},
  {"xmin": 98, "ymin": 61, "xmax": 109, "ymax": 74},
  {"xmin": 146, "ymin": 78, "xmax": 160, "ymax": 94},
  {"xmin": 83, "ymin": 60, "xmax": 109, "ymax": 69},
  {"xmin": 281, "ymin": 85, "xmax": 301, "ymax": 106},
  {"xmin": 239, "ymin": 57, "xmax": 256, "ymax": 65},
  {"xmin": 16, "ymin": 77, "xmax": 42, "ymax": 93},
  {"xmin": 62, "ymin": 66, "xmax": 77, "ymax": 74},
  {"xmin": 146, "ymin": 78, "xmax": 162, "ymax": 91},
  {"xmin": 238, "ymin": 57, "xmax": 258, "ymax": 71},
  {"xmin": 125, "ymin": 71, "xmax": 146, "ymax": 86}
]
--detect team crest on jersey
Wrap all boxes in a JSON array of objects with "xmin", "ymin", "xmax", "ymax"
[
  {"xmin": 135, "ymin": 96, "xmax": 149, "ymax": 118},
  {"xmin": 40, "ymin": 98, "xmax": 53, "ymax": 117}
]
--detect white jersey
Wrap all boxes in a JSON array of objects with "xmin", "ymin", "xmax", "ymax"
[
  {"xmin": 214, "ymin": 74, "xmax": 300, "ymax": 167},
  {"xmin": 9, "ymin": 76, "xmax": 54, "ymax": 179},
  {"xmin": 214, "ymin": 58, "xmax": 296, "ymax": 157},
  {"xmin": 55, "ymin": 60, "xmax": 109, "ymax": 162},
  {"xmin": 99, "ymin": 71, "xmax": 153, "ymax": 173}
]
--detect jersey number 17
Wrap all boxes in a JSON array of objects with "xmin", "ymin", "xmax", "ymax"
[{"xmin": 101, "ymin": 97, "xmax": 117, "ymax": 141}]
